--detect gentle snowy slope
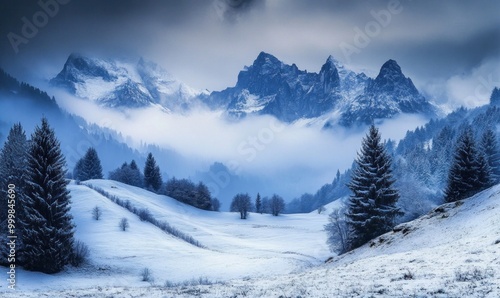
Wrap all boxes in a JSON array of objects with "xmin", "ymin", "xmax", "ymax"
[
  {"xmin": 4, "ymin": 183, "xmax": 499, "ymax": 297},
  {"xmin": 1, "ymin": 180, "xmax": 329, "ymax": 293}
]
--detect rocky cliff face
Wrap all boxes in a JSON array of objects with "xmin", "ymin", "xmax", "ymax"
[{"xmin": 208, "ymin": 52, "xmax": 437, "ymax": 126}]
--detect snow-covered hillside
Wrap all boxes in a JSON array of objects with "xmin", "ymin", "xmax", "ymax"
[
  {"xmin": 0, "ymin": 180, "xmax": 329, "ymax": 293},
  {"xmin": 3, "ymin": 182, "xmax": 500, "ymax": 297}
]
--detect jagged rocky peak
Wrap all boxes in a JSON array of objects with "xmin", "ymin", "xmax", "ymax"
[
  {"xmin": 50, "ymin": 53, "xmax": 115, "ymax": 92},
  {"xmin": 255, "ymin": 51, "xmax": 281, "ymax": 66},
  {"xmin": 248, "ymin": 51, "xmax": 284, "ymax": 76},
  {"xmin": 371, "ymin": 59, "xmax": 419, "ymax": 95},
  {"xmin": 376, "ymin": 59, "xmax": 404, "ymax": 81},
  {"xmin": 319, "ymin": 55, "xmax": 340, "ymax": 93}
]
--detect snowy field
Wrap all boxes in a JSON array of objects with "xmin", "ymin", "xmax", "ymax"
[
  {"xmin": 2, "ymin": 181, "xmax": 500, "ymax": 297},
  {"xmin": 1, "ymin": 180, "xmax": 330, "ymax": 294}
]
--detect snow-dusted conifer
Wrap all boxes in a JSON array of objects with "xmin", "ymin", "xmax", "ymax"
[
  {"xmin": 109, "ymin": 160, "xmax": 143, "ymax": 187},
  {"xmin": 129, "ymin": 160, "xmax": 143, "ymax": 187},
  {"xmin": 255, "ymin": 193, "xmax": 262, "ymax": 214},
  {"xmin": 74, "ymin": 147, "xmax": 103, "ymax": 181},
  {"xmin": 21, "ymin": 118, "xmax": 75, "ymax": 273},
  {"xmin": 481, "ymin": 128, "xmax": 500, "ymax": 184},
  {"xmin": 195, "ymin": 182, "xmax": 212, "ymax": 210},
  {"xmin": 0, "ymin": 123, "xmax": 28, "ymax": 224},
  {"xmin": 444, "ymin": 127, "xmax": 491, "ymax": 202},
  {"xmin": 144, "ymin": 153, "xmax": 162, "ymax": 191},
  {"xmin": 72, "ymin": 159, "xmax": 84, "ymax": 181},
  {"xmin": 346, "ymin": 125, "xmax": 401, "ymax": 250}
]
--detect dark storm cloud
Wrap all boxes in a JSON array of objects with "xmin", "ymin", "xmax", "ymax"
[
  {"xmin": 0, "ymin": 0, "xmax": 498, "ymax": 106},
  {"xmin": 213, "ymin": 0, "xmax": 265, "ymax": 23}
]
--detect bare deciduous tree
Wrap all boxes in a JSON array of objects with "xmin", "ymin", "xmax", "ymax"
[
  {"xmin": 325, "ymin": 207, "xmax": 349, "ymax": 254},
  {"xmin": 119, "ymin": 218, "xmax": 129, "ymax": 231},
  {"xmin": 92, "ymin": 206, "xmax": 102, "ymax": 220}
]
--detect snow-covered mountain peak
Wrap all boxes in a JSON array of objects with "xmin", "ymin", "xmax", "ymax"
[
  {"xmin": 51, "ymin": 54, "xmax": 201, "ymax": 111},
  {"xmin": 319, "ymin": 56, "xmax": 341, "ymax": 93},
  {"xmin": 210, "ymin": 52, "xmax": 437, "ymax": 125},
  {"xmin": 325, "ymin": 55, "xmax": 343, "ymax": 69},
  {"xmin": 136, "ymin": 57, "xmax": 174, "ymax": 81},
  {"xmin": 375, "ymin": 59, "xmax": 407, "ymax": 85},
  {"xmin": 250, "ymin": 51, "xmax": 284, "ymax": 75},
  {"xmin": 51, "ymin": 53, "xmax": 117, "ymax": 93}
]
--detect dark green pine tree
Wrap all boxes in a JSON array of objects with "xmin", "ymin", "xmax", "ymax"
[
  {"xmin": 129, "ymin": 160, "xmax": 143, "ymax": 187},
  {"xmin": 0, "ymin": 123, "xmax": 28, "ymax": 225},
  {"xmin": 255, "ymin": 193, "xmax": 262, "ymax": 214},
  {"xmin": 21, "ymin": 118, "xmax": 75, "ymax": 273},
  {"xmin": 195, "ymin": 182, "xmax": 212, "ymax": 210},
  {"xmin": 74, "ymin": 147, "xmax": 103, "ymax": 181},
  {"xmin": 444, "ymin": 127, "xmax": 491, "ymax": 203},
  {"xmin": 143, "ymin": 152, "xmax": 162, "ymax": 191},
  {"xmin": 346, "ymin": 125, "xmax": 401, "ymax": 250},
  {"xmin": 481, "ymin": 128, "xmax": 500, "ymax": 184}
]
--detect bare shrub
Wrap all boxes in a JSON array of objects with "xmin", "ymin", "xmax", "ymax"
[
  {"xmin": 455, "ymin": 267, "xmax": 494, "ymax": 282},
  {"xmin": 138, "ymin": 208, "xmax": 153, "ymax": 222},
  {"xmin": 71, "ymin": 240, "xmax": 90, "ymax": 267},
  {"xmin": 119, "ymin": 218, "xmax": 129, "ymax": 231},
  {"xmin": 92, "ymin": 206, "xmax": 102, "ymax": 220},
  {"xmin": 141, "ymin": 267, "xmax": 153, "ymax": 282}
]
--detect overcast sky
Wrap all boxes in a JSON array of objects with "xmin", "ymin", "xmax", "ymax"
[{"xmin": 0, "ymin": 0, "xmax": 499, "ymax": 108}]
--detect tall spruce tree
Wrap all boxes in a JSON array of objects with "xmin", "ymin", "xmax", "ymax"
[
  {"xmin": 21, "ymin": 118, "xmax": 75, "ymax": 273},
  {"xmin": 481, "ymin": 128, "xmax": 500, "ymax": 184},
  {"xmin": 346, "ymin": 125, "xmax": 401, "ymax": 250},
  {"xmin": 0, "ymin": 123, "xmax": 28, "ymax": 224},
  {"xmin": 74, "ymin": 147, "xmax": 103, "ymax": 181},
  {"xmin": 444, "ymin": 128, "xmax": 491, "ymax": 202},
  {"xmin": 255, "ymin": 193, "xmax": 262, "ymax": 214},
  {"xmin": 144, "ymin": 153, "xmax": 162, "ymax": 191}
]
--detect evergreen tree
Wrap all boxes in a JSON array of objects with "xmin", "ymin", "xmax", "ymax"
[
  {"xmin": 72, "ymin": 159, "xmax": 84, "ymax": 181},
  {"xmin": 0, "ymin": 123, "xmax": 28, "ymax": 224},
  {"xmin": 74, "ymin": 147, "xmax": 103, "ymax": 181},
  {"xmin": 21, "ymin": 118, "xmax": 75, "ymax": 273},
  {"xmin": 195, "ymin": 182, "xmax": 212, "ymax": 210},
  {"xmin": 144, "ymin": 153, "xmax": 162, "ymax": 191},
  {"xmin": 211, "ymin": 198, "xmax": 221, "ymax": 211},
  {"xmin": 255, "ymin": 193, "xmax": 262, "ymax": 214},
  {"xmin": 481, "ymin": 128, "xmax": 500, "ymax": 184},
  {"xmin": 444, "ymin": 127, "xmax": 491, "ymax": 202},
  {"xmin": 490, "ymin": 87, "xmax": 500, "ymax": 105},
  {"xmin": 0, "ymin": 123, "xmax": 28, "ymax": 264},
  {"xmin": 130, "ymin": 160, "xmax": 139, "ymax": 171},
  {"xmin": 346, "ymin": 125, "xmax": 401, "ymax": 250},
  {"xmin": 109, "ymin": 160, "xmax": 143, "ymax": 187},
  {"xmin": 129, "ymin": 160, "xmax": 143, "ymax": 187}
]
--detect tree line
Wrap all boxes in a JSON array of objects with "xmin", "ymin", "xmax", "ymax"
[
  {"xmin": 0, "ymin": 119, "xmax": 74, "ymax": 273},
  {"xmin": 326, "ymin": 122, "xmax": 499, "ymax": 254}
]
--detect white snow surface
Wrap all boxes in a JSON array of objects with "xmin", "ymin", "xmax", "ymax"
[
  {"xmin": 3, "ymin": 182, "xmax": 500, "ymax": 297},
  {"xmin": 1, "ymin": 180, "xmax": 329, "ymax": 293}
]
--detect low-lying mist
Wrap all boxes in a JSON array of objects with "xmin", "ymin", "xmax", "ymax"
[{"xmin": 52, "ymin": 89, "xmax": 429, "ymax": 205}]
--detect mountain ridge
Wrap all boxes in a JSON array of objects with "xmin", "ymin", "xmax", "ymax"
[
  {"xmin": 208, "ymin": 51, "xmax": 438, "ymax": 126},
  {"xmin": 50, "ymin": 53, "xmax": 201, "ymax": 111},
  {"xmin": 50, "ymin": 52, "xmax": 439, "ymax": 127}
]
